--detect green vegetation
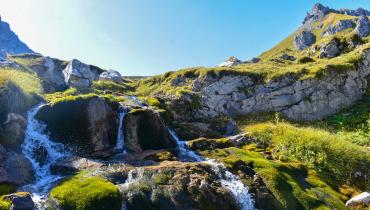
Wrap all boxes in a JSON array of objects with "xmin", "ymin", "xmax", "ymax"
[
  {"xmin": 50, "ymin": 173, "xmax": 121, "ymax": 210},
  {"xmin": 92, "ymin": 80, "xmax": 132, "ymax": 95},
  {"xmin": 0, "ymin": 196, "xmax": 10, "ymax": 210},
  {"xmin": 200, "ymin": 146, "xmax": 346, "ymax": 210},
  {"xmin": 245, "ymin": 123, "xmax": 369, "ymax": 190}
]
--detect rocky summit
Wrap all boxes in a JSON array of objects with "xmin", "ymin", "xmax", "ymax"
[{"xmin": 0, "ymin": 3, "xmax": 369, "ymax": 210}]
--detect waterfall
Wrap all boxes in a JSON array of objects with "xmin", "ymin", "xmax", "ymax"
[
  {"xmin": 114, "ymin": 105, "xmax": 128, "ymax": 152},
  {"xmin": 20, "ymin": 104, "xmax": 70, "ymax": 209},
  {"xmin": 169, "ymin": 129, "xmax": 256, "ymax": 210}
]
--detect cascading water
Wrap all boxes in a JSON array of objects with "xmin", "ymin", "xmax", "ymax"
[
  {"xmin": 114, "ymin": 105, "xmax": 128, "ymax": 152},
  {"xmin": 20, "ymin": 104, "xmax": 70, "ymax": 209},
  {"xmin": 169, "ymin": 129, "xmax": 256, "ymax": 210}
]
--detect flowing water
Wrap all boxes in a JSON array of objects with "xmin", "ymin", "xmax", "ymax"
[
  {"xmin": 114, "ymin": 105, "xmax": 128, "ymax": 152},
  {"xmin": 169, "ymin": 129, "xmax": 256, "ymax": 210},
  {"xmin": 20, "ymin": 104, "xmax": 70, "ymax": 209}
]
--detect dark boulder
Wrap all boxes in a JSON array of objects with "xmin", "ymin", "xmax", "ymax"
[
  {"xmin": 3, "ymin": 192, "xmax": 34, "ymax": 210},
  {"xmin": 1, "ymin": 113, "xmax": 27, "ymax": 149},
  {"xmin": 0, "ymin": 149, "xmax": 34, "ymax": 185},
  {"xmin": 124, "ymin": 109, "xmax": 176, "ymax": 152},
  {"xmin": 36, "ymin": 96, "xmax": 119, "ymax": 156}
]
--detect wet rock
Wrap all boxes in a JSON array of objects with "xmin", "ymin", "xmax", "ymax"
[
  {"xmin": 99, "ymin": 70, "xmax": 123, "ymax": 83},
  {"xmin": 0, "ymin": 151, "xmax": 34, "ymax": 185},
  {"xmin": 322, "ymin": 19, "xmax": 356, "ymax": 37},
  {"xmin": 3, "ymin": 192, "xmax": 34, "ymax": 210},
  {"xmin": 36, "ymin": 96, "xmax": 119, "ymax": 156},
  {"xmin": 124, "ymin": 109, "xmax": 176, "ymax": 152},
  {"xmin": 355, "ymin": 16, "xmax": 370, "ymax": 37},
  {"xmin": 218, "ymin": 56, "xmax": 242, "ymax": 67},
  {"xmin": 51, "ymin": 156, "xmax": 104, "ymax": 175},
  {"xmin": 1, "ymin": 113, "xmax": 27, "ymax": 149},
  {"xmin": 293, "ymin": 31, "xmax": 316, "ymax": 50},
  {"xmin": 319, "ymin": 38, "xmax": 342, "ymax": 58},
  {"xmin": 62, "ymin": 59, "xmax": 97, "ymax": 88},
  {"xmin": 346, "ymin": 192, "xmax": 370, "ymax": 206}
]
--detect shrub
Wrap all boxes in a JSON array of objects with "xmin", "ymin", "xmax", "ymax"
[{"xmin": 50, "ymin": 174, "xmax": 121, "ymax": 210}]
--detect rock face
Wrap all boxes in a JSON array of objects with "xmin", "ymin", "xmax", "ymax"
[
  {"xmin": 279, "ymin": 54, "xmax": 296, "ymax": 61},
  {"xmin": 63, "ymin": 59, "xmax": 98, "ymax": 88},
  {"xmin": 124, "ymin": 109, "xmax": 177, "ymax": 152},
  {"xmin": 99, "ymin": 70, "xmax": 123, "ymax": 83},
  {"xmin": 114, "ymin": 163, "xmax": 241, "ymax": 210},
  {"xmin": 218, "ymin": 56, "xmax": 242, "ymax": 67},
  {"xmin": 0, "ymin": 18, "xmax": 34, "ymax": 59},
  {"xmin": 2, "ymin": 192, "xmax": 34, "ymax": 210},
  {"xmin": 322, "ymin": 19, "xmax": 356, "ymax": 37},
  {"xmin": 166, "ymin": 49, "xmax": 370, "ymax": 121},
  {"xmin": 346, "ymin": 192, "xmax": 370, "ymax": 206},
  {"xmin": 319, "ymin": 38, "xmax": 342, "ymax": 58},
  {"xmin": 36, "ymin": 96, "xmax": 119, "ymax": 156},
  {"xmin": 355, "ymin": 16, "xmax": 370, "ymax": 37},
  {"xmin": 293, "ymin": 31, "xmax": 316, "ymax": 50},
  {"xmin": 1, "ymin": 113, "xmax": 27, "ymax": 149},
  {"xmin": 51, "ymin": 156, "xmax": 104, "ymax": 175},
  {"xmin": 0, "ymin": 146, "xmax": 34, "ymax": 185}
]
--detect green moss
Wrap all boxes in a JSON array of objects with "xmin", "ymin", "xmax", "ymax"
[
  {"xmin": 0, "ymin": 184, "xmax": 16, "ymax": 196},
  {"xmin": 50, "ymin": 174, "xmax": 121, "ymax": 210},
  {"xmin": 0, "ymin": 196, "xmax": 10, "ymax": 210},
  {"xmin": 92, "ymin": 80, "xmax": 132, "ymax": 94}
]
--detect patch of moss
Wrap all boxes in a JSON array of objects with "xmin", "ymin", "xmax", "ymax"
[
  {"xmin": 0, "ymin": 184, "xmax": 16, "ymax": 196},
  {"xmin": 50, "ymin": 173, "xmax": 121, "ymax": 210},
  {"xmin": 0, "ymin": 196, "xmax": 10, "ymax": 210}
]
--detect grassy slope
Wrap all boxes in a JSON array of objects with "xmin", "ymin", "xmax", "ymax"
[{"xmin": 132, "ymin": 13, "xmax": 368, "ymax": 98}]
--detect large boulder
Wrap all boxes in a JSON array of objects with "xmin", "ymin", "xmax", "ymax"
[
  {"xmin": 319, "ymin": 38, "xmax": 342, "ymax": 58},
  {"xmin": 2, "ymin": 192, "xmax": 34, "ymax": 210},
  {"xmin": 98, "ymin": 70, "xmax": 123, "ymax": 83},
  {"xmin": 293, "ymin": 31, "xmax": 316, "ymax": 50},
  {"xmin": 51, "ymin": 156, "xmax": 104, "ymax": 175},
  {"xmin": 62, "ymin": 59, "xmax": 97, "ymax": 88},
  {"xmin": 0, "ymin": 149, "xmax": 34, "ymax": 185},
  {"xmin": 355, "ymin": 16, "xmax": 370, "ymax": 37},
  {"xmin": 322, "ymin": 19, "xmax": 356, "ymax": 37},
  {"xmin": 36, "ymin": 96, "xmax": 119, "ymax": 156},
  {"xmin": 1, "ymin": 113, "xmax": 27, "ymax": 149},
  {"xmin": 124, "ymin": 109, "xmax": 176, "ymax": 152}
]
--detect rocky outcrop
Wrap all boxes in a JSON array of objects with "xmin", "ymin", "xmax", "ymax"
[
  {"xmin": 165, "ymin": 49, "xmax": 370, "ymax": 121},
  {"xmin": 0, "ymin": 17, "xmax": 34, "ymax": 59},
  {"xmin": 355, "ymin": 16, "xmax": 370, "ymax": 37},
  {"xmin": 293, "ymin": 31, "xmax": 316, "ymax": 50},
  {"xmin": 218, "ymin": 56, "xmax": 242, "ymax": 67},
  {"xmin": 99, "ymin": 70, "xmax": 123, "ymax": 83},
  {"xmin": 1, "ymin": 113, "xmax": 27, "ymax": 149},
  {"xmin": 124, "ymin": 109, "xmax": 176, "ymax": 152},
  {"xmin": 279, "ymin": 54, "xmax": 296, "ymax": 61},
  {"xmin": 2, "ymin": 192, "xmax": 34, "ymax": 210},
  {"xmin": 319, "ymin": 38, "xmax": 342, "ymax": 58},
  {"xmin": 0, "ymin": 145, "xmax": 34, "ymax": 185},
  {"xmin": 63, "ymin": 59, "xmax": 98, "ymax": 88},
  {"xmin": 36, "ymin": 96, "xmax": 119, "ymax": 156},
  {"xmin": 346, "ymin": 192, "xmax": 370, "ymax": 207},
  {"xmin": 322, "ymin": 19, "xmax": 356, "ymax": 37}
]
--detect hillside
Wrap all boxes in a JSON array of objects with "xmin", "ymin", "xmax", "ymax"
[{"xmin": 0, "ymin": 3, "xmax": 369, "ymax": 210}]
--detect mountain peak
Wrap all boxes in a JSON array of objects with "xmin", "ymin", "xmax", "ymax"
[
  {"xmin": 0, "ymin": 17, "xmax": 35, "ymax": 60},
  {"xmin": 303, "ymin": 3, "xmax": 370, "ymax": 25}
]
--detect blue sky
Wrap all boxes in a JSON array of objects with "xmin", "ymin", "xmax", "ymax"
[{"xmin": 0, "ymin": 0, "xmax": 370, "ymax": 76}]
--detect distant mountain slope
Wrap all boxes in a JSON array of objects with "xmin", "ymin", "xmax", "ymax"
[{"xmin": 0, "ymin": 16, "xmax": 34, "ymax": 59}]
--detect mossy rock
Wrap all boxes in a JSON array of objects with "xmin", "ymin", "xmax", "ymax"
[{"xmin": 50, "ymin": 174, "xmax": 121, "ymax": 210}]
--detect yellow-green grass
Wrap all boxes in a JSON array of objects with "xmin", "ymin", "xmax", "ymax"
[
  {"xmin": 0, "ymin": 67, "xmax": 42, "ymax": 95},
  {"xmin": 244, "ymin": 122, "xmax": 370, "ymax": 191},
  {"xmin": 50, "ymin": 173, "xmax": 121, "ymax": 210}
]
